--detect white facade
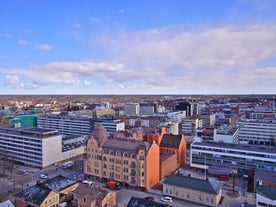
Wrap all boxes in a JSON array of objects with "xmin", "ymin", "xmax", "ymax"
[
  {"xmin": 94, "ymin": 119, "xmax": 125, "ymax": 133},
  {"xmin": 214, "ymin": 125, "xmax": 238, "ymax": 143},
  {"xmin": 0, "ymin": 128, "xmax": 84, "ymax": 168},
  {"xmin": 237, "ymin": 118, "xmax": 276, "ymax": 145},
  {"xmin": 190, "ymin": 141, "xmax": 276, "ymax": 174},
  {"xmin": 37, "ymin": 114, "xmax": 93, "ymax": 136},
  {"xmin": 139, "ymin": 103, "xmax": 155, "ymax": 115},
  {"xmin": 181, "ymin": 117, "xmax": 202, "ymax": 135},
  {"xmin": 167, "ymin": 111, "xmax": 186, "ymax": 123},
  {"xmin": 123, "ymin": 103, "xmax": 140, "ymax": 116}
]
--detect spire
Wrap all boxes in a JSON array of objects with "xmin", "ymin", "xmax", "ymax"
[{"xmin": 90, "ymin": 124, "xmax": 109, "ymax": 146}]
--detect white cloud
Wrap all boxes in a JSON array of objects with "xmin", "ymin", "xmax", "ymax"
[
  {"xmin": 118, "ymin": 84, "xmax": 127, "ymax": 89},
  {"xmin": 1, "ymin": 23, "xmax": 276, "ymax": 93},
  {"xmin": 17, "ymin": 40, "xmax": 28, "ymax": 45},
  {"xmin": 3, "ymin": 75, "xmax": 38, "ymax": 89},
  {"xmin": 84, "ymin": 80, "xmax": 93, "ymax": 85},
  {"xmin": 73, "ymin": 21, "xmax": 82, "ymax": 28},
  {"xmin": 0, "ymin": 33, "xmax": 12, "ymax": 38},
  {"xmin": 35, "ymin": 43, "xmax": 53, "ymax": 51},
  {"xmin": 89, "ymin": 17, "xmax": 101, "ymax": 23}
]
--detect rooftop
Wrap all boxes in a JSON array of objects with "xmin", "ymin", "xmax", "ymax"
[
  {"xmin": 127, "ymin": 197, "xmax": 168, "ymax": 207},
  {"xmin": 160, "ymin": 134, "xmax": 182, "ymax": 148},
  {"xmin": 15, "ymin": 185, "xmax": 54, "ymax": 205},
  {"xmin": 163, "ymin": 174, "xmax": 222, "ymax": 195},
  {"xmin": 192, "ymin": 141, "xmax": 276, "ymax": 154},
  {"xmin": 257, "ymin": 185, "xmax": 276, "ymax": 200},
  {"xmin": 0, "ymin": 127, "xmax": 59, "ymax": 138},
  {"xmin": 42, "ymin": 175, "xmax": 77, "ymax": 192}
]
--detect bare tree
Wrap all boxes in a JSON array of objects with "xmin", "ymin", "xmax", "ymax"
[{"xmin": 16, "ymin": 175, "xmax": 31, "ymax": 190}]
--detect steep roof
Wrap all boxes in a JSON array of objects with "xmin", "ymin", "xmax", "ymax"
[
  {"xmin": 103, "ymin": 139, "xmax": 151, "ymax": 155},
  {"xmin": 160, "ymin": 134, "xmax": 182, "ymax": 148},
  {"xmin": 15, "ymin": 185, "xmax": 54, "ymax": 205},
  {"xmin": 42, "ymin": 175, "xmax": 77, "ymax": 192},
  {"xmin": 163, "ymin": 174, "xmax": 222, "ymax": 195},
  {"xmin": 90, "ymin": 124, "xmax": 109, "ymax": 146}
]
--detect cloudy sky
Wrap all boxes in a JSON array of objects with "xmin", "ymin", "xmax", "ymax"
[{"xmin": 1, "ymin": 0, "xmax": 276, "ymax": 95}]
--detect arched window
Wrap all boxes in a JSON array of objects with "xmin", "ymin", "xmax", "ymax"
[{"xmin": 123, "ymin": 152, "xmax": 128, "ymax": 157}]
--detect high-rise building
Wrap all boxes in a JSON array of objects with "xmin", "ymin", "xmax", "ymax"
[{"xmin": 123, "ymin": 103, "xmax": 140, "ymax": 116}]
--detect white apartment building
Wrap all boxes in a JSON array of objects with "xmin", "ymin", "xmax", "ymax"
[
  {"xmin": 0, "ymin": 128, "xmax": 84, "ymax": 168},
  {"xmin": 167, "ymin": 111, "xmax": 186, "ymax": 123},
  {"xmin": 237, "ymin": 118, "xmax": 276, "ymax": 146},
  {"xmin": 190, "ymin": 141, "xmax": 276, "ymax": 175},
  {"xmin": 37, "ymin": 114, "xmax": 93, "ymax": 136},
  {"xmin": 181, "ymin": 117, "xmax": 202, "ymax": 135},
  {"xmin": 200, "ymin": 112, "xmax": 216, "ymax": 127},
  {"xmin": 214, "ymin": 125, "xmax": 238, "ymax": 143},
  {"xmin": 94, "ymin": 118, "xmax": 125, "ymax": 133},
  {"xmin": 123, "ymin": 103, "xmax": 140, "ymax": 116}
]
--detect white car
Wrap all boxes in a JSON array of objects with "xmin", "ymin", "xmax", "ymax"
[
  {"xmin": 40, "ymin": 173, "xmax": 49, "ymax": 179},
  {"xmin": 82, "ymin": 180, "xmax": 93, "ymax": 185},
  {"xmin": 160, "ymin": 196, "xmax": 172, "ymax": 203}
]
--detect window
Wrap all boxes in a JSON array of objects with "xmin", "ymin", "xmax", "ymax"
[
  {"xmin": 192, "ymin": 193, "xmax": 196, "ymax": 200},
  {"xmin": 198, "ymin": 194, "xmax": 202, "ymax": 201},
  {"xmin": 187, "ymin": 192, "xmax": 190, "ymax": 199},
  {"xmin": 181, "ymin": 191, "xmax": 184, "ymax": 197}
]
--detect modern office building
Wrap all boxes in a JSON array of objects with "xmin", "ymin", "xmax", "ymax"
[
  {"xmin": 139, "ymin": 102, "xmax": 156, "ymax": 115},
  {"xmin": 37, "ymin": 114, "xmax": 93, "ymax": 136},
  {"xmin": 0, "ymin": 128, "xmax": 84, "ymax": 168},
  {"xmin": 93, "ymin": 118, "xmax": 125, "ymax": 133},
  {"xmin": 84, "ymin": 124, "xmax": 160, "ymax": 189},
  {"xmin": 123, "ymin": 103, "xmax": 140, "ymax": 116},
  {"xmin": 167, "ymin": 111, "xmax": 186, "ymax": 123},
  {"xmin": 237, "ymin": 118, "xmax": 276, "ymax": 146},
  {"xmin": 190, "ymin": 141, "xmax": 276, "ymax": 175}
]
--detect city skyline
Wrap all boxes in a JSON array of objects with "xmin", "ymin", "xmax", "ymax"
[{"xmin": 1, "ymin": 0, "xmax": 276, "ymax": 95}]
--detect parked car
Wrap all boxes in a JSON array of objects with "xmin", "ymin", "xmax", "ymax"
[
  {"xmin": 82, "ymin": 180, "xmax": 93, "ymax": 185},
  {"xmin": 160, "ymin": 196, "xmax": 172, "ymax": 203},
  {"xmin": 18, "ymin": 169, "xmax": 28, "ymax": 175},
  {"xmin": 40, "ymin": 173, "xmax": 49, "ymax": 179},
  {"xmin": 144, "ymin": 196, "xmax": 154, "ymax": 201}
]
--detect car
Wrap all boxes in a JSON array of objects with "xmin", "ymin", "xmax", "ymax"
[
  {"xmin": 39, "ymin": 173, "xmax": 49, "ymax": 179},
  {"xmin": 18, "ymin": 169, "xmax": 29, "ymax": 175},
  {"xmin": 82, "ymin": 180, "xmax": 93, "ymax": 185},
  {"xmin": 76, "ymin": 177, "xmax": 84, "ymax": 183},
  {"xmin": 144, "ymin": 196, "xmax": 154, "ymax": 201},
  {"xmin": 160, "ymin": 196, "xmax": 172, "ymax": 203}
]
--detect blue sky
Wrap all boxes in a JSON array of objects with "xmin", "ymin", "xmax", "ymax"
[{"xmin": 1, "ymin": 0, "xmax": 276, "ymax": 95}]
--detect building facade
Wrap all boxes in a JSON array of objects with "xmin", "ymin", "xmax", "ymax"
[
  {"xmin": 163, "ymin": 174, "xmax": 222, "ymax": 207},
  {"xmin": 93, "ymin": 118, "xmax": 125, "ymax": 133},
  {"xmin": 190, "ymin": 141, "xmax": 276, "ymax": 175},
  {"xmin": 123, "ymin": 103, "xmax": 140, "ymax": 116},
  {"xmin": 237, "ymin": 118, "xmax": 276, "ymax": 146},
  {"xmin": 37, "ymin": 114, "xmax": 93, "ymax": 136},
  {"xmin": 84, "ymin": 124, "xmax": 160, "ymax": 189}
]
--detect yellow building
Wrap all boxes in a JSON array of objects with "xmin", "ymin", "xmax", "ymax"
[
  {"xmin": 162, "ymin": 174, "xmax": 222, "ymax": 207},
  {"xmin": 84, "ymin": 124, "xmax": 160, "ymax": 189}
]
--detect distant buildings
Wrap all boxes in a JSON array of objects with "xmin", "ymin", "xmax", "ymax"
[
  {"xmin": 123, "ymin": 103, "xmax": 140, "ymax": 116},
  {"xmin": 93, "ymin": 118, "xmax": 125, "ymax": 133}
]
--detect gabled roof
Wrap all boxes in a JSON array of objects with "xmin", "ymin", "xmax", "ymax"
[
  {"xmin": 15, "ymin": 185, "xmax": 54, "ymax": 205},
  {"xmin": 42, "ymin": 175, "xmax": 77, "ymax": 192},
  {"xmin": 160, "ymin": 134, "xmax": 182, "ymax": 148},
  {"xmin": 163, "ymin": 174, "xmax": 222, "ymax": 195},
  {"xmin": 257, "ymin": 186, "xmax": 276, "ymax": 200}
]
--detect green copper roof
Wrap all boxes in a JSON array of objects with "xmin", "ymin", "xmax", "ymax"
[{"xmin": 163, "ymin": 174, "xmax": 222, "ymax": 195}]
